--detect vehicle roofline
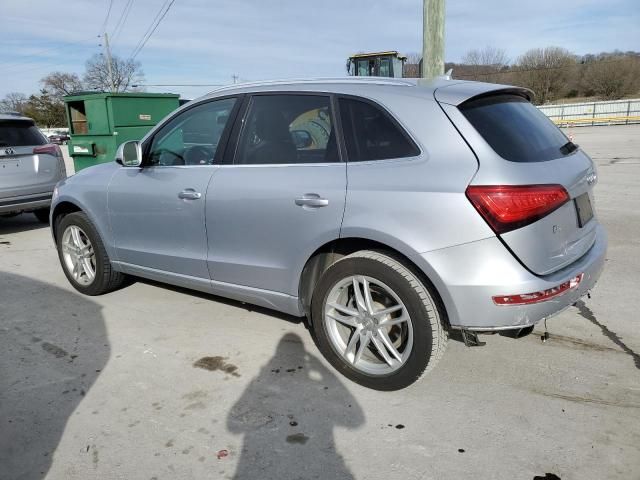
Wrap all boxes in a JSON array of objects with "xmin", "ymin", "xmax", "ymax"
[
  {"xmin": 0, "ymin": 113, "xmax": 35, "ymax": 122},
  {"xmin": 195, "ymin": 77, "xmax": 532, "ymax": 106}
]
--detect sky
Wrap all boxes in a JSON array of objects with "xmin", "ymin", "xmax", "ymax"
[{"xmin": 1, "ymin": 0, "xmax": 639, "ymax": 100}]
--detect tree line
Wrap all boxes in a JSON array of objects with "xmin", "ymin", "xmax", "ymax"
[
  {"xmin": 0, "ymin": 54, "xmax": 144, "ymax": 127},
  {"xmin": 408, "ymin": 47, "xmax": 640, "ymax": 105},
  {"xmin": 3, "ymin": 46, "xmax": 639, "ymax": 127}
]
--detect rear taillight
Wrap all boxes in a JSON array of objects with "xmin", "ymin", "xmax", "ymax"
[
  {"xmin": 33, "ymin": 144, "xmax": 62, "ymax": 157},
  {"xmin": 493, "ymin": 273, "xmax": 583, "ymax": 305},
  {"xmin": 466, "ymin": 184, "xmax": 569, "ymax": 234}
]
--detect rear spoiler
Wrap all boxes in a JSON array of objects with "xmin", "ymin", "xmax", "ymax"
[{"xmin": 434, "ymin": 82, "xmax": 534, "ymax": 106}]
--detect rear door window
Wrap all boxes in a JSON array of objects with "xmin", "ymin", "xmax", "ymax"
[
  {"xmin": 460, "ymin": 94, "xmax": 572, "ymax": 162},
  {"xmin": 0, "ymin": 120, "xmax": 47, "ymax": 147},
  {"xmin": 235, "ymin": 94, "xmax": 338, "ymax": 165},
  {"xmin": 339, "ymin": 97, "xmax": 420, "ymax": 162}
]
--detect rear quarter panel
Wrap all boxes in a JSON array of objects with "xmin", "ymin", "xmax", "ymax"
[{"xmin": 341, "ymin": 93, "xmax": 493, "ymax": 254}]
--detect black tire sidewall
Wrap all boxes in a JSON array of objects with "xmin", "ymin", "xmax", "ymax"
[
  {"xmin": 311, "ymin": 256, "xmax": 436, "ymax": 391},
  {"xmin": 56, "ymin": 212, "xmax": 109, "ymax": 295}
]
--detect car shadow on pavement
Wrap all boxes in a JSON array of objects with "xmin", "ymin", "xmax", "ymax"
[
  {"xmin": 227, "ymin": 333, "xmax": 364, "ymax": 480},
  {"xmin": 0, "ymin": 213, "xmax": 48, "ymax": 235},
  {"xmin": 0, "ymin": 271, "xmax": 109, "ymax": 480}
]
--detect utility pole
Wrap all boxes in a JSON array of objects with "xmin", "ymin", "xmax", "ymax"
[
  {"xmin": 232, "ymin": 74, "xmax": 239, "ymax": 84},
  {"xmin": 103, "ymin": 32, "xmax": 115, "ymax": 92},
  {"xmin": 422, "ymin": 0, "xmax": 445, "ymax": 79}
]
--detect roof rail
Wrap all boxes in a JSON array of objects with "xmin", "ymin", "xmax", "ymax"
[{"xmin": 206, "ymin": 77, "xmax": 417, "ymax": 95}]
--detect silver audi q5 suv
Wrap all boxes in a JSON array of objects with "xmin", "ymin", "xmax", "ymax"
[{"xmin": 51, "ymin": 78, "xmax": 606, "ymax": 390}]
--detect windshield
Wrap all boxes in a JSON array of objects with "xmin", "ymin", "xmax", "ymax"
[
  {"xmin": 460, "ymin": 94, "xmax": 571, "ymax": 163},
  {"xmin": 0, "ymin": 120, "xmax": 48, "ymax": 147}
]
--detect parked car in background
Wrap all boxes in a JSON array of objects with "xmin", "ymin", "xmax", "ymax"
[
  {"xmin": 0, "ymin": 113, "xmax": 67, "ymax": 223},
  {"xmin": 49, "ymin": 78, "xmax": 606, "ymax": 390},
  {"xmin": 48, "ymin": 130, "xmax": 70, "ymax": 145}
]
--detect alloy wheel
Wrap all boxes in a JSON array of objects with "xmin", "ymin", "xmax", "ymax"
[
  {"xmin": 61, "ymin": 225, "xmax": 96, "ymax": 286},
  {"xmin": 324, "ymin": 275, "xmax": 413, "ymax": 375}
]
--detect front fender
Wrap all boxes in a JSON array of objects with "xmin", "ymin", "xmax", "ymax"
[{"xmin": 50, "ymin": 163, "xmax": 119, "ymax": 261}]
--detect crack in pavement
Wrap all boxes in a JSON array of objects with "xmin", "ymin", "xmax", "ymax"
[{"xmin": 575, "ymin": 300, "xmax": 640, "ymax": 370}]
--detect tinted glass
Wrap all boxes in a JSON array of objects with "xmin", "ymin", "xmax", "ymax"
[
  {"xmin": 148, "ymin": 98, "xmax": 236, "ymax": 166},
  {"xmin": 460, "ymin": 95, "xmax": 571, "ymax": 162},
  {"xmin": 0, "ymin": 120, "xmax": 47, "ymax": 147},
  {"xmin": 339, "ymin": 98, "xmax": 419, "ymax": 162},
  {"xmin": 236, "ymin": 95, "xmax": 338, "ymax": 165}
]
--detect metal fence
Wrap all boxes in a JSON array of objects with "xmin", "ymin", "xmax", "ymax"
[{"xmin": 538, "ymin": 98, "xmax": 640, "ymax": 127}]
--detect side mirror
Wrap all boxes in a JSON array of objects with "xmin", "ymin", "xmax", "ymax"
[{"xmin": 116, "ymin": 141, "xmax": 142, "ymax": 167}]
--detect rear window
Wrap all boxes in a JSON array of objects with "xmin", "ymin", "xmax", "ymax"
[
  {"xmin": 0, "ymin": 120, "xmax": 47, "ymax": 147},
  {"xmin": 460, "ymin": 95, "xmax": 571, "ymax": 163}
]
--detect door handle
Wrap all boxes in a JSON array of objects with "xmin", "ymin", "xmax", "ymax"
[
  {"xmin": 295, "ymin": 194, "xmax": 329, "ymax": 208},
  {"xmin": 178, "ymin": 189, "xmax": 202, "ymax": 200}
]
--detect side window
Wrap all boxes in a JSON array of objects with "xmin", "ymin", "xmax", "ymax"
[
  {"xmin": 339, "ymin": 97, "xmax": 420, "ymax": 162},
  {"xmin": 235, "ymin": 95, "xmax": 338, "ymax": 165},
  {"xmin": 147, "ymin": 98, "xmax": 236, "ymax": 166}
]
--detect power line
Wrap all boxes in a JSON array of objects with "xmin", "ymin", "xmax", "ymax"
[
  {"xmin": 130, "ymin": 0, "xmax": 177, "ymax": 60},
  {"xmin": 110, "ymin": 0, "xmax": 135, "ymax": 43},
  {"xmin": 128, "ymin": 0, "xmax": 170, "ymax": 58},
  {"xmin": 101, "ymin": 0, "xmax": 115, "ymax": 33}
]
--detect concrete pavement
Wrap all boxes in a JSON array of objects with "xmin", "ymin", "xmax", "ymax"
[{"xmin": 1, "ymin": 125, "xmax": 639, "ymax": 480}]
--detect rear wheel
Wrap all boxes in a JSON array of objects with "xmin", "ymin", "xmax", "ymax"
[
  {"xmin": 33, "ymin": 208, "xmax": 50, "ymax": 223},
  {"xmin": 311, "ymin": 250, "xmax": 447, "ymax": 391},
  {"xmin": 56, "ymin": 212, "xmax": 126, "ymax": 295}
]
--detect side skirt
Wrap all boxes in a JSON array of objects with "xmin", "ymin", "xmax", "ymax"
[{"xmin": 112, "ymin": 261, "xmax": 304, "ymax": 317}]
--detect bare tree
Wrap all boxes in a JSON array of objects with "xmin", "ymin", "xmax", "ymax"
[
  {"xmin": 461, "ymin": 46, "xmax": 509, "ymax": 82},
  {"xmin": 514, "ymin": 47, "xmax": 577, "ymax": 104},
  {"xmin": 403, "ymin": 52, "xmax": 422, "ymax": 78},
  {"xmin": 40, "ymin": 72, "xmax": 84, "ymax": 100},
  {"xmin": 0, "ymin": 92, "xmax": 28, "ymax": 114},
  {"xmin": 581, "ymin": 55, "xmax": 640, "ymax": 100},
  {"xmin": 83, "ymin": 54, "xmax": 145, "ymax": 92}
]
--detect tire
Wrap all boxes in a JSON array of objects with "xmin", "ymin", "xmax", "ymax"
[
  {"xmin": 56, "ymin": 212, "xmax": 127, "ymax": 295},
  {"xmin": 33, "ymin": 208, "xmax": 50, "ymax": 223},
  {"xmin": 311, "ymin": 250, "xmax": 447, "ymax": 391}
]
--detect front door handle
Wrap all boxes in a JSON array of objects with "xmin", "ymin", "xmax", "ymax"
[
  {"xmin": 178, "ymin": 189, "xmax": 202, "ymax": 200},
  {"xmin": 295, "ymin": 193, "xmax": 329, "ymax": 208}
]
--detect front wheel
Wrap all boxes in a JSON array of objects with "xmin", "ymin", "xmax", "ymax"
[
  {"xmin": 56, "ymin": 212, "xmax": 127, "ymax": 295},
  {"xmin": 311, "ymin": 250, "xmax": 447, "ymax": 391}
]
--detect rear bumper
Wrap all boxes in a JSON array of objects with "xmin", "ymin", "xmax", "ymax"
[
  {"xmin": 0, "ymin": 192, "xmax": 53, "ymax": 214},
  {"xmin": 418, "ymin": 224, "xmax": 607, "ymax": 330}
]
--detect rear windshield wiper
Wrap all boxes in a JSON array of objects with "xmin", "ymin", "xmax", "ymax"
[{"xmin": 559, "ymin": 141, "xmax": 578, "ymax": 155}]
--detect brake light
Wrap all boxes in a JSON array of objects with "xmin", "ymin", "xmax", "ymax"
[
  {"xmin": 493, "ymin": 273, "xmax": 583, "ymax": 305},
  {"xmin": 33, "ymin": 144, "xmax": 62, "ymax": 157},
  {"xmin": 466, "ymin": 184, "xmax": 569, "ymax": 234}
]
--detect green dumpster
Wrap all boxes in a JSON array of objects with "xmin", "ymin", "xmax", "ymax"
[{"xmin": 64, "ymin": 92, "xmax": 180, "ymax": 171}]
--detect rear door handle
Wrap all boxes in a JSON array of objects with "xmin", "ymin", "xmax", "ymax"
[
  {"xmin": 295, "ymin": 193, "xmax": 329, "ymax": 208},
  {"xmin": 178, "ymin": 189, "xmax": 202, "ymax": 200}
]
